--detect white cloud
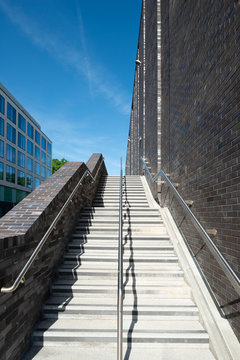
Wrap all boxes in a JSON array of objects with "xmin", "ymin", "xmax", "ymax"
[{"xmin": 0, "ymin": 0, "xmax": 130, "ymax": 115}]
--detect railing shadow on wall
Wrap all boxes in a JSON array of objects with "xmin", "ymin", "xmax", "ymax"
[
  {"xmin": 140, "ymin": 157, "xmax": 240, "ymax": 311},
  {"xmin": 0, "ymin": 153, "xmax": 107, "ymax": 360}
]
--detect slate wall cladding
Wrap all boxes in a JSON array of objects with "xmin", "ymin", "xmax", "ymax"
[
  {"xmin": 160, "ymin": 0, "xmax": 240, "ymax": 340},
  {"xmin": 0, "ymin": 153, "xmax": 107, "ymax": 360}
]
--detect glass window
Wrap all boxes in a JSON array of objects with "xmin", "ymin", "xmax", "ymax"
[
  {"xmin": 17, "ymin": 170, "xmax": 25, "ymax": 186},
  {"xmin": 18, "ymin": 151, "xmax": 25, "ymax": 168},
  {"xmin": 0, "ymin": 117, "xmax": 4, "ymax": 136},
  {"xmin": 27, "ymin": 157, "xmax": 33, "ymax": 172},
  {"xmin": 47, "ymin": 169, "xmax": 51, "ymax": 179},
  {"xmin": 41, "ymin": 151, "xmax": 46, "ymax": 164},
  {"xmin": 35, "ymin": 177, "xmax": 40, "ymax": 189},
  {"xmin": 41, "ymin": 165, "xmax": 46, "ymax": 178},
  {"xmin": 35, "ymin": 162, "xmax": 40, "ymax": 175},
  {"xmin": 7, "ymin": 103, "xmax": 16, "ymax": 124},
  {"xmin": 6, "ymin": 144, "xmax": 16, "ymax": 163},
  {"xmin": 18, "ymin": 132, "xmax": 25, "ymax": 150},
  {"xmin": 7, "ymin": 123, "xmax": 16, "ymax": 144},
  {"xmin": 47, "ymin": 142, "xmax": 51, "ymax": 154},
  {"xmin": 47, "ymin": 155, "xmax": 51, "ymax": 168},
  {"xmin": 27, "ymin": 139, "xmax": 33, "ymax": 155},
  {"xmin": 35, "ymin": 130, "xmax": 40, "ymax": 145},
  {"xmin": 18, "ymin": 114, "xmax": 26, "ymax": 132},
  {"xmin": 27, "ymin": 123, "xmax": 34, "ymax": 139},
  {"xmin": 0, "ymin": 161, "xmax": 3, "ymax": 180},
  {"xmin": 0, "ymin": 95, "xmax": 5, "ymax": 115},
  {"xmin": 0, "ymin": 139, "xmax": 3, "ymax": 158},
  {"xmin": 41, "ymin": 137, "xmax": 46, "ymax": 150},
  {"xmin": 35, "ymin": 145, "xmax": 40, "ymax": 160},
  {"xmin": 26, "ymin": 173, "xmax": 33, "ymax": 188},
  {"xmin": 6, "ymin": 165, "xmax": 15, "ymax": 183}
]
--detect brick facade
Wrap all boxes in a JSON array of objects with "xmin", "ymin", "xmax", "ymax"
[
  {"xmin": 0, "ymin": 153, "xmax": 107, "ymax": 360},
  {"xmin": 126, "ymin": 0, "xmax": 240, "ymax": 340}
]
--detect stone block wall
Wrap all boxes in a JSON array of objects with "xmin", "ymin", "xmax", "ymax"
[{"xmin": 0, "ymin": 153, "xmax": 107, "ymax": 360}]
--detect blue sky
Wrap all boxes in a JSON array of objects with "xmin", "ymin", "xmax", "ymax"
[{"xmin": 0, "ymin": 0, "xmax": 141, "ymax": 174}]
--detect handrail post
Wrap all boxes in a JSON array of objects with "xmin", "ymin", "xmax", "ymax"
[{"xmin": 117, "ymin": 157, "xmax": 123, "ymax": 360}]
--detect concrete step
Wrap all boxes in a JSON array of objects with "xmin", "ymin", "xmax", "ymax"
[
  {"xmin": 62, "ymin": 255, "xmax": 178, "ymax": 263},
  {"xmin": 83, "ymin": 207, "xmax": 159, "ymax": 212},
  {"xmin": 67, "ymin": 243, "xmax": 174, "ymax": 251},
  {"xmin": 71, "ymin": 234, "xmax": 170, "ymax": 240},
  {"xmin": 23, "ymin": 346, "xmax": 215, "ymax": 360},
  {"xmin": 32, "ymin": 331, "xmax": 208, "ymax": 345},
  {"xmin": 57, "ymin": 268, "xmax": 184, "ymax": 279},
  {"xmin": 44, "ymin": 297, "xmax": 196, "ymax": 307},
  {"xmin": 50, "ymin": 282, "xmax": 191, "ymax": 298},
  {"xmin": 77, "ymin": 218, "xmax": 163, "ymax": 225}
]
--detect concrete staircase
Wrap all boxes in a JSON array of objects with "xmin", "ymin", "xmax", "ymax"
[{"xmin": 23, "ymin": 175, "xmax": 216, "ymax": 360}]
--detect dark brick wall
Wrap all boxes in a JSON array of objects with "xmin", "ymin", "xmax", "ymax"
[
  {"xmin": 126, "ymin": 0, "xmax": 240, "ymax": 340},
  {"xmin": 0, "ymin": 153, "xmax": 107, "ymax": 360},
  {"xmin": 144, "ymin": 0, "xmax": 158, "ymax": 176},
  {"xmin": 160, "ymin": 0, "xmax": 240, "ymax": 340}
]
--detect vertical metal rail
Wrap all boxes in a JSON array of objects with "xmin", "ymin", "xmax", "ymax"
[{"xmin": 117, "ymin": 157, "xmax": 123, "ymax": 360}]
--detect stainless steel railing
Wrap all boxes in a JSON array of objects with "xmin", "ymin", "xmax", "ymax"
[
  {"xmin": 117, "ymin": 157, "xmax": 123, "ymax": 360},
  {"xmin": 140, "ymin": 156, "xmax": 240, "ymax": 296},
  {"xmin": 1, "ymin": 158, "xmax": 104, "ymax": 294}
]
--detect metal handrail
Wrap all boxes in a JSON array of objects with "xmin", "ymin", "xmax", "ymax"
[
  {"xmin": 1, "ymin": 158, "xmax": 104, "ymax": 294},
  {"xmin": 140, "ymin": 156, "xmax": 240, "ymax": 296},
  {"xmin": 117, "ymin": 157, "xmax": 123, "ymax": 360}
]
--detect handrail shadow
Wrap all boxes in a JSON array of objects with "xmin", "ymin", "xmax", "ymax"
[{"xmin": 123, "ymin": 177, "xmax": 138, "ymax": 360}]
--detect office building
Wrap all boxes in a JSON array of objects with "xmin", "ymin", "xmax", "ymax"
[{"xmin": 0, "ymin": 82, "xmax": 52, "ymax": 216}]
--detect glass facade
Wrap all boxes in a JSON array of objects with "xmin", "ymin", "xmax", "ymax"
[
  {"xmin": 27, "ymin": 122, "xmax": 34, "ymax": 139},
  {"xmin": 6, "ymin": 165, "xmax": 15, "ymax": 183},
  {"xmin": 41, "ymin": 150, "xmax": 46, "ymax": 164},
  {"xmin": 47, "ymin": 168, "xmax": 51, "ymax": 178},
  {"xmin": 0, "ymin": 86, "xmax": 52, "ymax": 198},
  {"xmin": 42, "ymin": 137, "xmax": 46, "ymax": 150},
  {"xmin": 18, "ymin": 151, "xmax": 25, "ymax": 168},
  {"xmin": 35, "ymin": 145, "xmax": 40, "ymax": 160},
  {"xmin": 47, "ymin": 155, "xmax": 51, "ymax": 167},
  {"xmin": 0, "ymin": 139, "xmax": 3, "ymax": 158},
  {"xmin": 35, "ymin": 162, "xmax": 40, "ymax": 175},
  {"xmin": 47, "ymin": 142, "xmax": 51, "ymax": 154},
  {"xmin": 7, "ymin": 103, "xmax": 16, "ymax": 124},
  {"xmin": 18, "ymin": 132, "xmax": 25, "ymax": 150},
  {"xmin": 0, "ymin": 162, "xmax": 3, "ymax": 180},
  {"xmin": 18, "ymin": 114, "xmax": 26, "ymax": 132},
  {"xmin": 6, "ymin": 144, "xmax": 16, "ymax": 163},
  {"xmin": 7, "ymin": 123, "xmax": 16, "ymax": 144},
  {"xmin": 17, "ymin": 170, "xmax": 25, "ymax": 186},
  {"xmin": 35, "ymin": 130, "xmax": 40, "ymax": 145},
  {"xmin": 0, "ymin": 117, "xmax": 4, "ymax": 136},
  {"xmin": 27, "ymin": 139, "xmax": 33, "ymax": 155},
  {"xmin": 26, "ymin": 174, "xmax": 33, "ymax": 188},
  {"xmin": 35, "ymin": 177, "xmax": 40, "ymax": 188},
  {"xmin": 27, "ymin": 156, "xmax": 33, "ymax": 171},
  {"xmin": 41, "ymin": 165, "xmax": 46, "ymax": 178},
  {"xmin": 0, "ymin": 95, "xmax": 5, "ymax": 114}
]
